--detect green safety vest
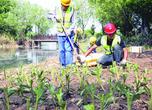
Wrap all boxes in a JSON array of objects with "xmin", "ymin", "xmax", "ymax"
[
  {"xmin": 56, "ymin": 6, "xmax": 74, "ymax": 32},
  {"xmin": 100, "ymin": 35, "xmax": 121, "ymax": 54}
]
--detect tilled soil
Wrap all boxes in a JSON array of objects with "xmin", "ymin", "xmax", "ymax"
[{"xmin": 0, "ymin": 51, "xmax": 151, "ymax": 110}]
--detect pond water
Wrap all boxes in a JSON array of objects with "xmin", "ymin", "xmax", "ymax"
[{"xmin": 0, "ymin": 48, "xmax": 58, "ymax": 69}]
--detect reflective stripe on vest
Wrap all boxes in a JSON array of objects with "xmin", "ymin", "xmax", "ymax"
[
  {"xmin": 100, "ymin": 35, "xmax": 121, "ymax": 54},
  {"xmin": 57, "ymin": 6, "xmax": 73, "ymax": 32}
]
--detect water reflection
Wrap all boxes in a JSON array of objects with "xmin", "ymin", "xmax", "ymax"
[{"xmin": 0, "ymin": 48, "xmax": 57, "ymax": 69}]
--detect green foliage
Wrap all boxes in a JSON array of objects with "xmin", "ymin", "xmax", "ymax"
[
  {"xmin": 1, "ymin": 62, "xmax": 152, "ymax": 109},
  {"xmin": 126, "ymin": 91, "xmax": 133, "ymax": 110},
  {"xmin": 84, "ymin": 29, "xmax": 93, "ymax": 38},
  {"xmin": 1, "ymin": 0, "xmax": 53, "ymax": 40},
  {"xmin": 56, "ymin": 88, "xmax": 66, "ymax": 110},
  {"xmin": 0, "ymin": 34, "xmax": 15, "ymax": 46},
  {"xmin": 125, "ymin": 34, "xmax": 152, "ymax": 46},
  {"xmin": 3, "ymin": 88, "xmax": 10, "ymax": 110},
  {"xmin": 127, "ymin": 0, "xmax": 152, "ymax": 22},
  {"xmin": 88, "ymin": 0, "xmax": 152, "ymax": 38},
  {"xmin": 34, "ymin": 82, "xmax": 45, "ymax": 110},
  {"xmin": 26, "ymin": 97, "xmax": 30, "ymax": 110},
  {"xmin": 88, "ymin": 0, "xmax": 125, "ymax": 25},
  {"xmin": 74, "ymin": 0, "xmax": 95, "ymax": 38},
  {"xmin": 81, "ymin": 84, "xmax": 96, "ymax": 104},
  {"xmin": 47, "ymin": 84, "xmax": 57, "ymax": 105},
  {"xmin": 84, "ymin": 103, "xmax": 95, "ymax": 110},
  {"xmin": 0, "ymin": 0, "xmax": 16, "ymax": 34},
  {"xmin": 148, "ymin": 87, "xmax": 152, "ymax": 110},
  {"xmin": 98, "ymin": 92, "xmax": 114, "ymax": 110}
]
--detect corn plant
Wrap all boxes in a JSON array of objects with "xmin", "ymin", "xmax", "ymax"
[
  {"xmin": 83, "ymin": 103, "xmax": 95, "ymax": 110},
  {"xmin": 126, "ymin": 90, "xmax": 133, "ymax": 110},
  {"xmin": 126, "ymin": 63, "xmax": 133, "ymax": 72},
  {"xmin": 50, "ymin": 67, "xmax": 58, "ymax": 85},
  {"xmin": 3, "ymin": 69, "xmax": 16, "ymax": 110},
  {"xmin": 60, "ymin": 66, "xmax": 72, "ymax": 96},
  {"xmin": 34, "ymin": 82, "xmax": 45, "ymax": 110},
  {"xmin": 108, "ymin": 78, "xmax": 115, "ymax": 95},
  {"xmin": 65, "ymin": 74, "xmax": 70, "ymax": 95},
  {"xmin": 3, "ymin": 88, "xmax": 10, "ymax": 110},
  {"xmin": 75, "ymin": 67, "xmax": 84, "ymax": 90},
  {"xmin": 1, "ymin": 85, "xmax": 17, "ymax": 110},
  {"xmin": 47, "ymin": 83, "xmax": 57, "ymax": 106},
  {"xmin": 14, "ymin": 66, "xmax": 32, "ymax": 96},
  {"xmin": 114, "ymin": 78, "xmax": 132, "ymax": 96},
  {"xmin": 132, "ymin": 64, "xmax": 150, "ymax": 96},
  {"xmin": 133, "ymin": 64, "xmax": 140, "ymax": 92},
  {"xmin": 148, "ymin": 86, "xmax": 152, "ymax": 110},
  {"xmin": 80, "ymin": 84, "xmax": 96, "ymax": 105},
  {"xmin": 77, "ymin": 65, "xmax": 90, "ymax": 90},
  {"xmin": 64, "ymin": 66, "xmax": 73, "ymax": 95},
  {"xmin": 56, "ymin": 88, "xmax": 66, "ymax": 110},
  {"xmin": 98, "ymin": 92, "xmax": 114, "ymax": 110},
  {"xmin": 56, "ymin": 68, "xmax": 66, "ymax": 89},
  {"xmin": 26, "ymin": 97, "xmax": 30, "ymax": 110},
  {"xmin": 33, "ymin": 70, "xmax": 45, "ymax": 110},
  {"xmin": 93, "ymin": 64, "xmax": 104, "ymax": 90},
  {"xmin": 108, "ymin": 78, "xmax": 117, "ymax": 104},
  {"xmin": 109, "ymin": 62, "xmax": 120, "ymax": 81},
  {"xmin": 140, "ymin": 68, "xmax": 149, "ymax": 86},
  {"xmin": 47, "ymin": 84, "xmax": 66, "ymax": 109}
]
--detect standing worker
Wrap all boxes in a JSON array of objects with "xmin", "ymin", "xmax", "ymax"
[
  {"xmin": 55, "ymin": 0, "xmax": 76, "ymax": 67},
  {"xmin": 84, "ymin": 23, "xmax": 128, "ymax": 66}
]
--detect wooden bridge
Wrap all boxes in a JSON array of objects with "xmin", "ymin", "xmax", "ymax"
[{"xmin": 32, "ymin": 35, "xmax": 58, "ymax": 50}]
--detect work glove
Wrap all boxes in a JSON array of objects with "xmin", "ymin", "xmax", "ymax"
[
  {"xmin": 77, "ymin": 55, "xmax": 86, "ymax": 63},
  {"xmin": 120, "ymin": 59, "xmax": 127, "ymax": 65},
  {"xmin": 66, "ymin": 29, "xmax": 71, "ymax": 36}
]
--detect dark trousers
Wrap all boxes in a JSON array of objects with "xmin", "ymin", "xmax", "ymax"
[{"xmin": 97, "ymin": 44, "xmax": 123, "ymax": 66}]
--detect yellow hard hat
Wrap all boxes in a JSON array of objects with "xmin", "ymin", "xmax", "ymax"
[
  {"xmin": 60, "ymin": 0, "xmax": 71, "ymax": 7},
  {"xmin": 76, "ymin": 27, "xmax": 83, "ymax": 34},
  {"xmin": 89, "ymin": 36, "xmax": 97, "ymax": 45}
]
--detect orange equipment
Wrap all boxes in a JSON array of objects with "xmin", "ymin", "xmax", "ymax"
[{"xmin": 76, "ymin": 53, "xmax": 104, "ymax": 66}]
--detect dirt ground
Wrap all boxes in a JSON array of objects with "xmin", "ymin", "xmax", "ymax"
[
  {"xmin": 126, "ymin": 51, "xmax": 152, "ymax": 86},
  {"xmin": 25, "ymin": 50, "xmax": 152, "ymax": 87},
  {"xmin": 0, "ymin": 50, "xmax": 151, "ymax": 87},
  {"xmin": 0, "ymin": 50, "xmax": 151, "ymax": 110},
  {"xmin": 129, "ymin": 50, "xmax": 152, "ymax": 70},
  {"xmin": 41, "ymin": 50, "xmax": 152, "ymax": 70}
]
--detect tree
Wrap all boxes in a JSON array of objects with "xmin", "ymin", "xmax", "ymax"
[
  {"xmin": 73, "ymin": 0, "xmax": 96, "ymax": 39},
  {"xmin": 0, "ymin": 0, "xmax": 16, "ymax": 34},
  {"xmin": 127, "ymin": 0, "xmax": 152, "ymax": 36},
  {"xmin": 88, "ymin": 0, "xmax": 152, "ymax": 36},
  {"xmin": 5, "ymin": 0, "xmax": 53, "ymax": 40}
]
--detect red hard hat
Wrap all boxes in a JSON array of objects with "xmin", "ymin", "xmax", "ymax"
[{"xmin": 103, "ymin": 23, "xmax": 116, "ymax": 34}]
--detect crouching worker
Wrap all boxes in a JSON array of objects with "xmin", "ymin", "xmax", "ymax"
[{"xmin": 84, "ymin": 23, "xmax": 128, "ymax": 67}]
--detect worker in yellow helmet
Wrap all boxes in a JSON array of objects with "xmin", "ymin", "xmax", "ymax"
[
  {"xmin": 54, "ymin": 0, "xmax": 76, "ymax": 67},
  {"xmin": 88, "ymin": 36, "xmax": 97, "ymax": 53}
]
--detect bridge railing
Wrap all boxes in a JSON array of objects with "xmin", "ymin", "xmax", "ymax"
[{"xmin": 33, "ymin": 34, "xmax": 57, "ymax": 41}]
